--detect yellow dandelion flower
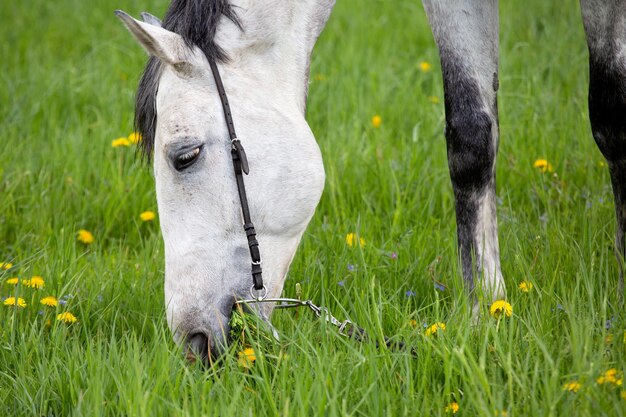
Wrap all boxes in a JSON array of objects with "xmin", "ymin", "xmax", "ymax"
[
  {"xmin": 4, "ymin": 297, "xmax": 27, "ymax": 308},
  {"xmin": 40, "ymin": 296, "xmax": 58, "ymax": 307},
  {"xmin": 425, "ymin": 322, "xmax": 446, "ymax": 337},
  {"xmin": 518, "ymin": 281, "xmax": 533, "ymax": 293},
  {"xmin": 597, "ymin": 368, "xmax": 622, "ymax": 386},
  {"xmin": 140, "ymin": 211, "xmax": 156, "ymax": 222},
  {"xmin": 428, "ymin": 96, "xmax": 440, "ymax": 104},
  {"xmin": 562, "ymin": 381, "xmax": 581, "ymax": 392},
  {"xmin": 6, "ymin": 277, "xmax": 19, "ymax": 285},
  {"xmin": 26, "ymin": 276, "xmax": 45, "ymax": 289},
  {"xmin": 127, "ymin": 132, "xmax": 142, "ymax": 144},
  {"xmin": 111, "ymin": 137, "xmax": 131, "ymax": 148},
  {"xmin": 77, "ymin": 229, "xmax": 95, "ymax": 244},
  {"xmin": 409, "ymin": 319, "xmax": 418, "ymax": 328},
  {"xmin": 345, "ymin": 233, "xmax": 366, "ymax": 248},
  {"xmin": 57, "ymin": 312, "xmax": 78, "ymax": 323},
  {"xmin": 419, "ymin": 61, "xmax": 432, "ymax": 72},
  {"xmin": 490, "ymin": 300, "xmax": 512, "ymax": 319},
  {"xmin": 533, "ymin": 159, "xmax": 553, "ymax": 173},
  {"xmin": 371, "ymin": 115, "xmax": 382, "ymax": 128},
  {"xmin": 606, "ymin": 333, "xmax": 614, "ymax": 344},
  {"xmin": 0, "ymin": 262, "xmax": 13, "ymax": 270},
  {"xmin": 444, "ymin": 402, "xmax": 459, "ymax": 414},
  {"xmin": 238, "ymin": 347, "xmax": 256, "ymax": 369}
]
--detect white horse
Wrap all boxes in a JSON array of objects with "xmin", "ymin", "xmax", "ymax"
[
  {"xmin": 117, "ymin": 0, "xmax": 626, "ymax": 362},
  {"xmin": 117, "ymin": 0, "xmax": 333, "ymax": 361}
]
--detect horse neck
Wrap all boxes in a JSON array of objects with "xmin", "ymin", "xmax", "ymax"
[{"xmin": 213, "ymin": 0, "xmax": 333, "ymax": 113}]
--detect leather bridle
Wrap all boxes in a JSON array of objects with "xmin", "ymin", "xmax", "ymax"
[{"xmin": 208, "ymin": 59, "xmax": 266, "ymax": 300}]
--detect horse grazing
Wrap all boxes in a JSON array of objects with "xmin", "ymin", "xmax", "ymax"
[
  {"xmin": 117, "ymin": 0, "xmax": 626, "ymax": 362},
  {"xmin": 116, "ymin": 0, "xmax": 334, "ymax": 362}
]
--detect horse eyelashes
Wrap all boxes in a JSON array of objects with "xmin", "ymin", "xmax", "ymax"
[{"xmin": 174, "ymin": 147, "xmax": 201, "ymax": 171}]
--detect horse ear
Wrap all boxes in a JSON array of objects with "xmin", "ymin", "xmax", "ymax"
[
  {"xmin": 140, "ymin": 12, "xmax": 162, "ymax": 28},
  {"xmin": 115, "ymin": 10, "xmax": 188, "ymax": 66}
]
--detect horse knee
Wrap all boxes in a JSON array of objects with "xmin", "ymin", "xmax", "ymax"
[
  {"xmin": 588, "ymin": 58, "xmax": 626, "ymax": 163},
  {"xmin": 445, "ymin": 110, "xmax": 496, "ymax": 190}
]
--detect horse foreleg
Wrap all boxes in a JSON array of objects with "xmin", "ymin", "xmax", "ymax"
[
  {"xmin": 581, "ymin": 0, "xmax": 626, "ymax": 300},
  {"xmin": 423, "ymin": 0, "xmax": 505, "ymax": 305}
]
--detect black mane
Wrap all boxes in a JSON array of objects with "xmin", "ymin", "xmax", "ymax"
[{"xmin": 134, "ymin": 0, "xmax": 240, "ymax": 159}]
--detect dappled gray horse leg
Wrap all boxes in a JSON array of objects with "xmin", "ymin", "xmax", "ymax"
[
  {"xmin": 423, "ymin": 0, "xmax": 505, "ymax": 303},
  {"xmin": 581, "ymin": 0, "xmax": 626, "ymax": 299}
]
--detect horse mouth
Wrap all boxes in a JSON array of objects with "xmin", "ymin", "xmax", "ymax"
[{"xmin": 182, "ymin": 301, "xmax": 277, "ymax": 366}]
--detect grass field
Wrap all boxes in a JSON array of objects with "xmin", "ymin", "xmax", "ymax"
[{"xmin": 1, "ymin": 0, "xmax": 625, "ymax": 415}]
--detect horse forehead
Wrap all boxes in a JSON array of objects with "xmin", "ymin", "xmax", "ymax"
[{"xmin": 155, "ymin": 73, "xmax": 216, "ymax": 131}]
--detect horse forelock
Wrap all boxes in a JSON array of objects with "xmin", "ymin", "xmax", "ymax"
[{"xmin": 134, "ymin": 0, "xmax": 241, "ymax": 160}]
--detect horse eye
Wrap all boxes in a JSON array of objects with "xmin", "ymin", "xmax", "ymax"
[{"xmin": 174, "ymin": 147, "xmax": 201, "ymax": 171}]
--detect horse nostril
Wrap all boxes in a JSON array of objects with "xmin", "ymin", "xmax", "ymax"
[{"xmin": 185, "ymin": 333, "xmax": 209, "ymax": 364}]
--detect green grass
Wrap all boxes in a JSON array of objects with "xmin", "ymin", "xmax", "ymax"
[{"xmin": 1, "ymin": 0, "xmax": 625, "ymax": 415}]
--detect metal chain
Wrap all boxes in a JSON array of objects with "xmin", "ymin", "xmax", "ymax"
[{"xmin": 234, "ymin": 297, "xmax": 355, "ymax": 337}]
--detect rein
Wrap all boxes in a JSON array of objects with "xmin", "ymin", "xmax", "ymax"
[{"xmin": 208, "ymin": 59, "xmax": 405, "ymax": 352}]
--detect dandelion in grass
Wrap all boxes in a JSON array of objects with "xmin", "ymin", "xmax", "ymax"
[
  {"xmin": 238, "ymin": 347, "xmax": 256, "ymax": 369},
  {"xmin": 490, "ymin": 300, "xmax": 512, "ymax": 319},
  {"xmin": 140, "ymin": 211, "xmax": 156, "ymax": 222},
  {"xmin": 562, "ymin": 381, "xmax": 581, "ymax": 393},
  {"xmin": 77, "ymin": 229, "xmax": 94, "ymax": 244},
  {"xmin": 57, "ymin": 312, "xmax": 78, "ymax": 323},
  {"xmin": 345, "ymin": 233, "xmax": 365, "ymax": 248},
  {"xmin": 533, "ymin": 159, "xmax": 553, "ymax": 173},
  {"xmin": 127, "ymin": 132, "xmax": 142, "ymax": 144},
  {"xmin": 444, "ymin": 402, "xmax": 459, "ymax": 414},
  {"xmin": 0, "ymin": 262, "xmax": 13, "ymax": 270},
  {"xmin": 518, "ymin": 280, "xmax": 533, "ymax": 293},
  {"xmin": 409, "ymin": 319, "xmax": 417, "ymax": 328},
  {"xmin": 26, "ymin": 276, "xmax": 44, "ymax": 289},
  {"xmin": 428, "ymin": 96, "xmax": 440, "ymax": 104},
  {"xmin": 4, "ymin": 297, "xmax": 26, "ymax": 308},
  {"xmin": 419, "ymin": 61, "xmax": 432, "ymax": 72},
  {"xmin": 40, "ymin": 296, "xmax": 58, "ymax": 307},
  {"xmin": 111, "ymin": 137, "xmax": 130, "ymax": 148},
  {"xmin": 425, "ymin": 322, "xmax": 446, "ymax": 337},
  {"xmin": 6, "ymin": 277, "xmax": 19, "ymax": 285},
  {"xmin": 605, "ymin": 333, "xmax": 614, "ymax": 344},
  {"xmin": 371, "ymin": 115, "xmax": 382, "ymax": 128},
  {"xmin": 597, "ymin": 368, "xmax": 623, "ymax": 386}
]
